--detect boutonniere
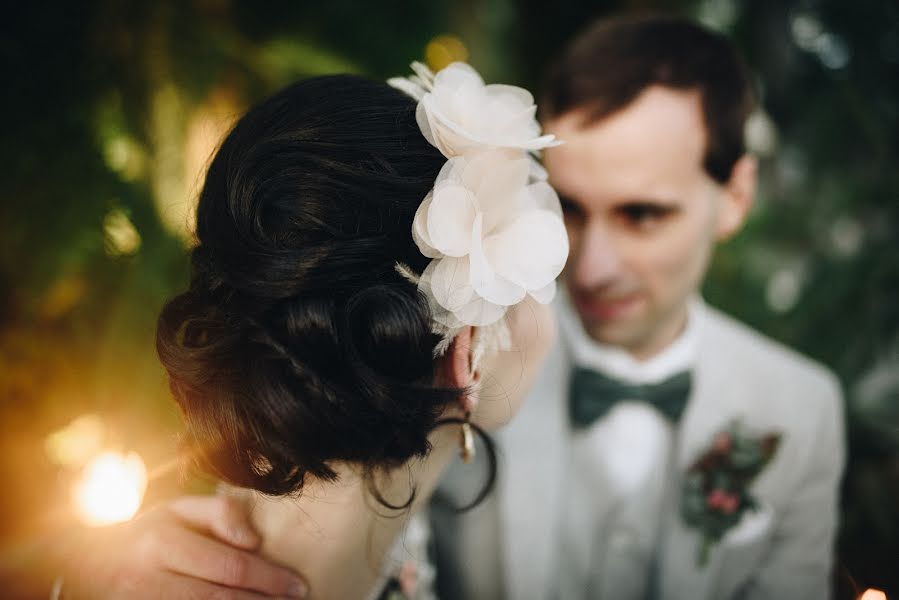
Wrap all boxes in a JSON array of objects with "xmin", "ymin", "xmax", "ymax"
[{"xmin": 681, "ymin": 421, "xmax": 781, "ymax": 566}]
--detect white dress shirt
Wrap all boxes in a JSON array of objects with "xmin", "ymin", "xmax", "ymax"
[{"xmin": 555, "ymin": 292, "xmax": 702, "ymax": 599}]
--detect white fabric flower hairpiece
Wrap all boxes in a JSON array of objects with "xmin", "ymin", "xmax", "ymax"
[{"xmin": 389, "ymin": 62, "xmax": 568, "ymax": 356}]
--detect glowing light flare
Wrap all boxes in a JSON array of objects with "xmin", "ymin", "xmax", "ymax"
[
  {"xmin": 859, "ymin": 590, "xmax": 887, "ymax": 600},
  {"xmin": 73, "ymin": 451, "xmax": 148, "ymax": 526},
  {"xmin": 45, "ymin": 414, "xmax": 106, "ymax": 467}
]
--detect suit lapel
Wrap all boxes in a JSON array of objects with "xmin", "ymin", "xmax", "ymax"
[
  {"xmin": 497, "ymin": 338, "xmax": 570, "ymax": 600},
  {"xmin": 676, "ymin": 317, "xmax": 739, "ymax": 468},
  {"xmin": 657, "ymin": 305, "xmax": 756, "ymax": 600}
]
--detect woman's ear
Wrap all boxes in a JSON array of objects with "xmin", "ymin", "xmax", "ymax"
[{"xmin": 437, "ymin": 326, "xmax": 478, "ymax": 413}]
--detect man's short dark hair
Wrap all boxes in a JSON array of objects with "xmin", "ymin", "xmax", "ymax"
[{"xmin": 542, "ymin": 14, "xmax": 756, "ymax": 183}]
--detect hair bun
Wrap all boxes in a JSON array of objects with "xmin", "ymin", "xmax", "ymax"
[
  {"xmin": 345, "ymin": 283, "xmax": 436, "ymax": 381},
  {"xmin": 157, "ymin": 74, "xmax": 461, "ymax": 497}
]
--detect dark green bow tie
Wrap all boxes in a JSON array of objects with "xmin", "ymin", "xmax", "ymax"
[{"xmin": 569, "ymin": 367, "xmax": 693, "ymax": 428}]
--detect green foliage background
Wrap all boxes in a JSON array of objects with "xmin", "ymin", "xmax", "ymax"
[{"xmin": 1, "ymin": 0, "xmax": 896, "ymax": 595}]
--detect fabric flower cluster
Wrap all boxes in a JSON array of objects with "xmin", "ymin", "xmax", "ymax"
[
  {"xmin": 681, "ymin": 423, "xmax": 781, "ymax": 566},
  {"xmin": 389, "ymin": 62, "xmax": 569, "ymax": 330}
]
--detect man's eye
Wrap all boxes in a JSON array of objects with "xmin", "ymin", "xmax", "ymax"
[
  {"xmin": 560, "ymin": 196, "xmax": 585, "ymax": 218},
  {"xmin": 617, "ymin": 203, "xmax": 675, "ymax": 228}
]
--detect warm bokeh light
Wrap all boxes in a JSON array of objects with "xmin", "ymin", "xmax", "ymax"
[
  {"xmin": 72, "ymin": 451, "xmax": 148, "ymax": 526},
  {"xmin": 859, "ymin": 590, "xmax": 888, "ymax": 600},
  {"xmin": 39, "ymin": 275, "xmax": 88, "ymax": 320},
  {"xmin": 425, "ymin": 34, "xmax": 469, "ymax": 71},
  {"xmin": 45, "ymin": 414, "xmax": 106, "ymax": 467},
  {"xmin": 102, "ymin": 135, "xmax": 147, "ymax": 182},
  {"xmin": 103, "ymin": 208, "xmax": 142, "ymax": 256},
  {"xmin": 181, "ymin": 83, "xmax": 243, "ymax": 241},
  {"xmin": 96, "ymin": 90, "xmax": 148, "ymax": 182},
  {"xmin": 148, "ymin": 80, "xmax": 191, "ymax": 243}
]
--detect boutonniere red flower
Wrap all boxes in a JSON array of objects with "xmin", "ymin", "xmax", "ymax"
[{"xmin": 681, "ymin": 421, "xmax": 781, "ymax": 565}]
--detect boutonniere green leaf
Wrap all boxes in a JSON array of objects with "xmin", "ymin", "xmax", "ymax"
[{"xmin": 681, "ymin": 421, "xmax": 781, "ymax": 565}]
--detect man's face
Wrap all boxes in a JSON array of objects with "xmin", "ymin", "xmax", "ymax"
[{"xmin": 544, "ymin": 86, "xmax": 749, "ymax": 359}]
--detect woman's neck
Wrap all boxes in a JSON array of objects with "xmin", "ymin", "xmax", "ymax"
[{"xmin": 244, "ymin": 419, "xmax": 460, "ymax": 600}]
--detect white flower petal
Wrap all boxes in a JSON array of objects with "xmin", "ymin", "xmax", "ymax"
[
  {"xmin": 410, "ymin": 61, "xmax": 436, "ymax": 89},
  {"xmin": 429, "ymin": 256, "xmax": 475, "ymax": 312},
  {"xmin": 485, "ymin": 210, "xmax": 569, "ymax": 290},
  {"xmin": 476, "ymin": 155, "xmax": 531, "ymax": 233},
  {"xmin": 433, "ymin": 62, "xmax": 483, "ymax": 91},
  {"xmin": 526, "ymin": 180, "xmax": 563, "ymax": 220},
  {"xmin": 409, "ymin": 61, "xmax": 559, "ymax": 156},
  {"xmin": 427, "ymin": 182, "xmax": 477, "ymax": 257},
  {"xmin": 426, "ymin": 109, "xmax": 486, "ymax": 157},
  {"xmin": 412, "ymin": 192, "xmax": 441, "ymax": 258},
  {"xmin": 469, "ymin": 213, "xmax": 526, "ymax": 306},
  {"xmin": 475, "ymin": 153, "xmax": 530, "ymax": 208},
  {"xmin": 432, "ymin": 307, "xmax": 466, "ymax": 330},
  {"xmin": 467, "ymin": 213, "xmax": 490, "ymax": 285},
  {"xmin": 449, "ymin": 78, "xmax": 485, "ymax": 123},
  {"xmin": 518, "ymin": 134, "xmax": 563, "ymax": 151},
  {"xmin": 475, "ymin": 273, "xmax": 524, "ymax": 306},
  {"xmin": 439, "ymin": 153, "xmax": 484, "ymax": 197},
  {"xmin": 454, "ymin": 151, "xmax": 495, "ymax": 192},
  {"xmin": 484, "ymin": 83, "xmax": 534, "ymax": 108},
  {"xmin": 527, "ymin": 155, "xmax": 548, "ymax": 182},
  {"xmin": 435, "ymin": 155, "xmax": 463, "ymax": 181},
  {"xmin": 388, "ymin": 77, "xmax": 426, "ymax": 101},
  {"xmin": 416, "ymin": 99, "xmax": 438, "ymax": 149},
  {"xmin": 419, "ymin": 262, "xmax": 464, "ymax": 330},
  {"xmin": 454, "ymin": 296, "xmax": 507, "ymax": 326},
  {"xmin": 529, "ymin": 280, "xmax": 557, "ymax": 304},
  {"xmin": 494, "ymin": 104, "xmax": 539, "ymax": 140},
  {"xmin": 434, "ymin": 151, "xmax": 527, "ymax": 235},
  {"xmin": 397, "ymin": 61, "xmax": 571, "ymax": 332}
]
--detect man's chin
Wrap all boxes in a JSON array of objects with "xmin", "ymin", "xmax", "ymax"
[
  {"xmin": 583, "ymin": 325, "xmax": 643, "ymax": 350},
  {"xmin": 578, "ymin": 315, "xmax": 638, "ymax": 345}
]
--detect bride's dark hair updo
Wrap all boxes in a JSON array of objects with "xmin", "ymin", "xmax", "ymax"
[{"xmin": 156, "ymin": 75, "xmax": 464, "ymax": 498}]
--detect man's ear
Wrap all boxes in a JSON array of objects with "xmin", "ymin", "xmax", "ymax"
[
  {"xmin": 436, "ymin": 326, "xmax": 478, "ymax": 413},
  {"xmin": 716, "ymin": 154, "xmax": 757, "ymax": 241}
]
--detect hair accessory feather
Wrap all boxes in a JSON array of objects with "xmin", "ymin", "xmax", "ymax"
[{"xmin": 390, "ymin": 62, "xmax": 568, "ymax": 354}]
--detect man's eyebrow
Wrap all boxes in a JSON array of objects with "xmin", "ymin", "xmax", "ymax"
[
  {"xmin": 558, "ymin": 194, "xmax": 586, "ymax": 209},
  {"xmin": 616, "ymin": 197, "xmax": 681, "ymax": 207}
]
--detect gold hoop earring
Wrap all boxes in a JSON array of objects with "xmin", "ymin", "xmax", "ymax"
[{"xmin": 460, "ymin": 411, "xmax": 475, "ymax": 464}]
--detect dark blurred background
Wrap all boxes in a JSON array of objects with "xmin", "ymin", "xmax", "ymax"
[{"xmin": 1, "ymin": 0, "xmax": 897, "ymax": 597}]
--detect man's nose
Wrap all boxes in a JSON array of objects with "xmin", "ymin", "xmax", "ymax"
[{"xmin": 571, "ymin": 222, "xmax": 622, "ymax": 289}]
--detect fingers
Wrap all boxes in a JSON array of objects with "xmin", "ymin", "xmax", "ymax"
[
  {"xmin": 167, "ymin": 495, "xmax": 260, "ymax": 550},
  {"xmin": 119, "ymin": 570, "xmax": 285, "ymax": 600},
  {"xmin": 150, "ymin": 522, "xmax": 307, "ymax": 599}
]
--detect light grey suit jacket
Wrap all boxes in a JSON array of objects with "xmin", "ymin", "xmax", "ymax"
[{"xmin": 430, "ymin": 303, "xmax": 845, "ymax": 600}]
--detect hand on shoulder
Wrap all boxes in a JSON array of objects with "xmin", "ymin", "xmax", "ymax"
[{"xmin": 56, "ymin": 494, "xmax": 307, "ymax": 599}]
